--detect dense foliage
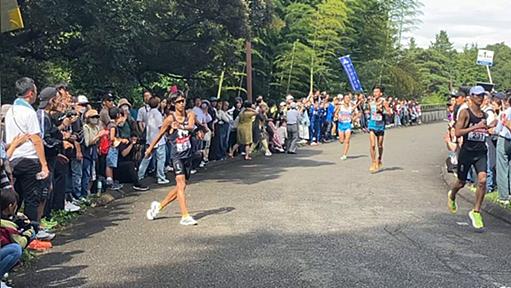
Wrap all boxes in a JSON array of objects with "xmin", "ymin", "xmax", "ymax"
[{"xmin": 1, "ymin": 0, "xmax": 509, "ymax": 104}]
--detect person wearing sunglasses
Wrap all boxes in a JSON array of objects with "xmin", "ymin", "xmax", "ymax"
[{"xmin": 145, "ymin": 92, "xmax": 198, "ymax": 225}]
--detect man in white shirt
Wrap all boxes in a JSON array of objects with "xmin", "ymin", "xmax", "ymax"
[
  {"xmin": 137, "ymin": 96, "xmax": 169, "ymax": 184},
  {"xmin": 192, "ymin": 97, "xmax": 205, "ymax": 123},
  {"xmin": 5, "ymin": 77, "xmax": 49, "ymax": 222},
  {"xmin": 137, "ymin": 90, "xmax": 152, "ymax": 135}
]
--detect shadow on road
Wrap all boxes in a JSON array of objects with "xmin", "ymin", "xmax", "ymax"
[
  {"xmin": 376, "ymin": 167, "xmax": 404, "ymax": 173},
  {"xmin": 152, "ymin": 207, "xmax": 236, "ymax": 221},
  {"xmin": 193, "ymin": 148, "xmax": 334, "ymax": 185},
  {"xmin": 76, "ymin": 215, "xmax": 511, "ymax": 288},
  {"xmin": 347, "ymin": 155, "xmax": 367, "ymax": 159}
]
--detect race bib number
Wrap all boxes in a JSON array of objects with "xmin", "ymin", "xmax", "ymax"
[
  {"xmin": 372, "ymin": 112, "xmax": 383, "ymax": 122},
  {"xmin": 175, "ymin": 130, "xmax": 191, "ymax": 153},
  {"xmin": 467, "ymin": 131, "xmax": 487, "ymax": 142},
  {"xmin": 339, "ymin": 112, "xmax": 351, "ymax": 123}
]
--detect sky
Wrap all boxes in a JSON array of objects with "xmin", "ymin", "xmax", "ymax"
[{"xmin": 406, "ymin": 0, "xmax": 511, "ymax": 50}]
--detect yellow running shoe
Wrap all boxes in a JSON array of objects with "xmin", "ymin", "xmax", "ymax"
[
  {"xmin": 468, "ymin": 210, "xmax": 484, "ymax": 229},
  {"xmin": 447, "ymin": 190, "xmax": 457, "ymax": 214},
  {"xmin": 369, "ymin": 161, "xmax": 377, "ymax": 173}
]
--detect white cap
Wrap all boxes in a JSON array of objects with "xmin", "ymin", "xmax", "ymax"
[
  {"xmin": 286, "ymin": 95, "xmax": 294, "ymax": 101},
  {"xmin": 77, "ymin": 95, "xmax": 89, "ymax": 104}
]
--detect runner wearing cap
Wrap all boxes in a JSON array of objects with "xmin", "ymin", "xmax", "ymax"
[
  {"xmin": 145, "ymin": 92, "xmax": 198, "ymax": 225},
  {"xmin": 368, "ymin": 85, "xmax": 392, "ymax": 173},
  {"xmin": 448, "ymin": 86, "xmax": 494, "ymax": 230}
]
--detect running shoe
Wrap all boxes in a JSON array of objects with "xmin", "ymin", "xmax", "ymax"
[
  {"xmin": 468, "ymin": 210, "xmax": 484, "ymax": 229},
  {"xmin": 447, "ymin": 190, "xmax": 457, "ymax": 214},
  {"xmin": 36, "ymin": 230, "xmax": 56, "ymax": 241},
  {"xmin": 180, "ymin": 216, "xmax": 198, "ymax": 226},
  {"xmin": 133, "ymin": 184, "xmax": 150, "ymax": 191},
  {"xmin": 190, "ymin": 169, "xmax": 197, "ymax": 175},
  {"xmin": 369, "ymin": 162, "xmax": 377, "ymax": 173},
  {"xmin": 157, "ymin": 178, "xmax": 170, "ymax": 185},
  {"xmin": 340, "ymin": 155, "xmax": 347, "ymax": 161},
  {"xmin": 265, "ymin": 151, "xmax": 272, "ymax": 157},
  {"xmin": 1, "ymin": 281, "xmax": 12, "ymax": 288},
  {"xmin": 109, "ymin": 182, "xmax": 123, "ymax": 191},
  {"xmin": 497, "ymin": 199, "xmax": 510, "ymax": 207},
  {"xmin": 64, "ymin": 201, "xmax": 81, "ymax": 212},
  {"xmin": 199, "ymin": 161, "xmax": 206, "ymax": 168},
  {"xmin": 146, "ymin": 201, "xmax": 161, "ymax": 220},
  {"xmin": 165, "ymin": 166, "xmax": 173, "ymax": 172}
]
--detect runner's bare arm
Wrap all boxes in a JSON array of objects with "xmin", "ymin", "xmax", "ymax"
[{"xmin": 146, "ymin": 115, "xmax": 173, "ymax": 155}]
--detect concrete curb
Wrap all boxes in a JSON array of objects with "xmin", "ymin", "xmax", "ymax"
[{"xmin": 440, "ymin": 164, "xmax": 511, "ymax": 225}]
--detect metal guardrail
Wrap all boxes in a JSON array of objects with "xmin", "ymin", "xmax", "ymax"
[{"xmin": 420, "ymin": 103, "xmax": 447, "ymax": 112}]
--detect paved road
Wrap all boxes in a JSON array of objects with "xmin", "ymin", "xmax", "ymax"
[{"xmin": 14, "ymin": 123, "xmax": 511, "ymax": 288}]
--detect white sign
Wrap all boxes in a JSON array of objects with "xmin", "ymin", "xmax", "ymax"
[{"xmin": 477, "ymin": 49, "xmax": 494, "ymax": 66}]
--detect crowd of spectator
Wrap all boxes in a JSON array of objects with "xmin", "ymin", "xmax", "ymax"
[{"xmin": 0, "ymin": 77, "xmax": 422, "ymax": 287}]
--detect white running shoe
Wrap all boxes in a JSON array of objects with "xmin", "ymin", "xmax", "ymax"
[
  {"xmin": 146, "ymin": 201, "xmax": 161, "ymax": 220},
  {"xmin": 190, "ymin": 169, "xmax": 197, "ymax": 175},
  {"xmin": 165, "ymin": 166, "xmax": 173, "ymax": 172},
  {"xmin": 1, "ymin": 281, "xmax": 12, "ymax": 288},
  {"xmin": 180, "ymin": 216, "xmax": 198, "ymax": 226},
  {"xmin": 157, "ymin": 178, "xmax": 170, "ymax": 185},
  {"xmin": 340, "ymin": 155, "xmax": 348, "ymax": 160},
  {"xmin": 64, "ymin": 201, "xmax": 81, "ymax": 212},
  {"xmin": 265, "ymin": 151, "xmax": 272, "ymax": 157},
  {"xmin": 199, "ymin": 161, "xmax": 206, "ymax": 168},
  {"xmin": 36, "ymin": 230, "xmax": 56, "ymax": 241}
]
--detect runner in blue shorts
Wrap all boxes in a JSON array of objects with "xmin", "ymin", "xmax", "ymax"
[
  {"xmin": 368, "ymin": 85, "xmax": 392, "ymax": 173},
  {"xmin": 337, "ymin": 94, "xmax": 358, "ymax": 160}
]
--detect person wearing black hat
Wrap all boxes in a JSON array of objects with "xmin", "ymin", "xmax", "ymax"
[{"xmin": 99, "ymin": 92, "xmax": 115, "ymax": 129}]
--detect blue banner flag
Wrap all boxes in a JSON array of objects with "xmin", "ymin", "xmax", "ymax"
[{"xmin": 339, "ymin": 56, "xmax": 363, "ymax": 92}]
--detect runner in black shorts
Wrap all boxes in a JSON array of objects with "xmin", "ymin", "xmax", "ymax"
[
  {"xmin": 447, "ymin": 86, "xmax": 493, "ymax": 230},
  {"xmin": 145, "ymin": 92, "xmax": 198, "ymax": 225}
]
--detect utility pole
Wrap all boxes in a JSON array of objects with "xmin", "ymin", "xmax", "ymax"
[{"xmin": 245, "ymin": 40, "xmax": 253, "ymax": 102}]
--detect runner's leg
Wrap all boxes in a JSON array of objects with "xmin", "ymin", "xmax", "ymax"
[
  {"xmin": 175, "ymin": 175, "xmax": 190, "ymax": 217},
  {"xmin": 338, "ymin": 130, "xmax": 345, "ymax": 144},
  {"xmin": 343, "ymin": 131, "xmax": 352, "ymax": 157},
  {"xmin": 160, "ymin": 187, "xmax": 178, "ymax": 209},
  {"xmin": 369, "ymin": 131, "xmax": 377, "ymax": 163},
  {"xmin": 377, "ymin": 134, "xmax": 384, "ymax": 163},
  {"xmin": 474, "ymin": 171, "xmax": 487, "ymax": 212}
]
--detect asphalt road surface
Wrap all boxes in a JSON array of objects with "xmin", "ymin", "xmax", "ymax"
[{"xmin": 13, "ymin": 123, "xmax": 511, "ymax": 288}]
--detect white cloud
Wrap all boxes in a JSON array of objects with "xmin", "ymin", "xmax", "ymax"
[{"xmin": 404, "ymin": 0, "xmax": 511, "ymax": 49}]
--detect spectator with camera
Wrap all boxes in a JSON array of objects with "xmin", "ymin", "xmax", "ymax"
[{"xmin": 1, "ymin": 188, "xmax": 37, "ymax": 288}]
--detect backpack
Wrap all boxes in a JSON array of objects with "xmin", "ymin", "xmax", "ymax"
[{"xmin": 98, "ymin": 129, "xmax": 110, "ymax": 156}]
